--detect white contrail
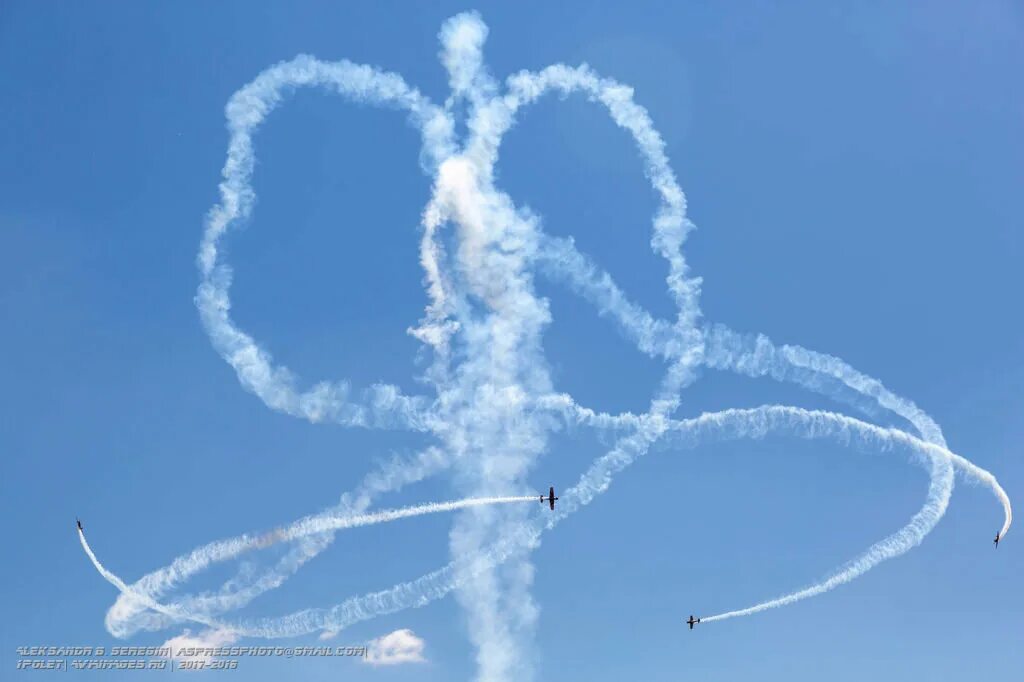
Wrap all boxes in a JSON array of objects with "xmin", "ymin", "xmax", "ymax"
[
  {"xmin": 195, "ymin": 54, "xmax": 451, "ymax": 432},
  {"xmin": 702, "ymin": 324, "xmax": 1011, "ymax": 539},
  {"xmin": 106, "ymin": 445, "xmax": 457, "ymax": 636},
  {"xmin": 563, "ymin": 320, "xmax": 1009, "ymax": 620},
  {"xmin": 80, "ymin": 529, "xmax": 229, "ymax": 633},
  {"xmin": 82, "ymin": 11, "xmax": 1011, "ymax": 679},
  {"xmin": 95, "ymin": 403, "xmax": 974, "ymax": 639},
  {"xmin": 87, "ymin": 496, "xmax": 537, "ymax": 638},
  {"xmin": 530, "ymin": 243, "xmax": 1010, "ymax": 618}
]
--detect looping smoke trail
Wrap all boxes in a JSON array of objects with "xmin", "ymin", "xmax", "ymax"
[
  {"xmin": 85, "ymin": 496, "xmax": 537, "ymax": 637},
  {"xmin": 87, "ymin": 403, "xmax": 981, "ymax": 639},
  {"xmin": 83, "ymin": 11, "xmax": 1010, "ymax": 680}
]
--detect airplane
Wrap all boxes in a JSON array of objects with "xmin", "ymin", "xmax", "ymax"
[
  {"xmin": 540, "ymin": 487, "xmax": 558, "ymax": 510},
  {"xmin": 687, "ymin": 615, "xmax": 700, "ymax": 630},
  {"xmin": 994, "ymin": 532, "xmax": 1000, "ymax": 548},
  {"xmin": 76, "ymin": 518, "xmax": 83, "ymax": 531}
]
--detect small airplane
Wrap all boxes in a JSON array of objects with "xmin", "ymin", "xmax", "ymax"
[
  {"xmin": 687, "ymin": 615, "xmax": 701, "ymax": 630},
  {"xmin": 994, "ymin": 532, "xmax": 1000, "ymax": 548},
  {"xmin": 540, "ymin": 487, "xmax": 558, "ymax": 510},
  {"xmin": 76, "ymin": 518, "xmax": 83, "ymax": 531}
]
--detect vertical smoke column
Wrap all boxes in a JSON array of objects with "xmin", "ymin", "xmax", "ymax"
[{"xmin": 428, "ymin": 15, "xmax": 552, "ymax": 681}]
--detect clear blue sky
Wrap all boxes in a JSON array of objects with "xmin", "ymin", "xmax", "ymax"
[{"xmin": 1, "ymin": 2, "xmax": 1021, "ymax": 680}]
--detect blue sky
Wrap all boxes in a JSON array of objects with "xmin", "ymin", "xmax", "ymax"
[{"xmin": 1, "ymin": 2, "xmax": 1021, "ymax": 680}]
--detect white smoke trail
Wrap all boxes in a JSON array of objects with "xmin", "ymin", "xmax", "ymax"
[
  {"xmin": 159, "ymin": 496, "xmax": 536, "ymax": 597},
  {"xmin": 195, "ymin": 54, "xmax": 452, "ymax": 432},
  {"xmin": 82, "ymin": 11, "xmax": 1011, "ymax": 679},
  {"xmin": 702, "ymin": 324, "xmax": 1011, "ymax": 539},
  {"xmin": 106, "ymin": 446, "xmax": 456, "ymax": 636},
  {"xmin": 91, "ymin": 403, "xmax": 974, "ymax": 639},
  {"xmin": 80, "ymin": 529, "xmax": 227, "ymax": 632},
  {"xmin": 530, "ymin": 238, "xmax": 1011, "ymax": 618},
  {"xmin": 90, "ymin": 496, "xmax": 537, "ymax": 638},
  {"xmin": 551, "ymin": 319, "xmax": 1009, "ymax": 620}
]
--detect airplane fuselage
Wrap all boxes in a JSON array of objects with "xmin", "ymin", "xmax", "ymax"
[{"xmin": 540, "ymin": 487, "xmax": 558, "ymax": 510}]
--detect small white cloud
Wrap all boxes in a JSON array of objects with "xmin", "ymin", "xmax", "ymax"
[
  {"xmin": 363, "ymin": 629, "xmax": 426, "ymax": 666},
  {"xmin": 318, "ymin": 630, "xmax": 337, "ymax": 641},
  {"xmin": 161, "ymin": 628, "xmax": 238, "ymax": 666}
]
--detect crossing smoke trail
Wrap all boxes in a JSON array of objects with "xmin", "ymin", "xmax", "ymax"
[
  {"xmin": 148, "ymin": 496, "xmax": 537, "ymax": 594},
  {"xmin": 91, "ymin": 404, "xmax": 995, "ymax": 639},
  {"xmin": 79, "ymin": 529, "xmax": 224, "ymax": 631},
  {"xmin": 89, "ymin": 496, "xmax": 538, "ymax": 637},
  {"xmin": 83, "ymin": 11, "xmax": 1010, "ymax": 681}
]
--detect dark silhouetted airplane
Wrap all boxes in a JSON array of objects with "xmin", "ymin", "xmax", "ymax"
[
  {"xmin": 994, "ymin": 532, "xmax": 1000, "ymax": 548},
  {"xmin": 687, "ymin": 615, "xmax": 700, "ymax": 630},
  {"xmin": 540, "ymin": 487, "xmax": 558, "ymax": 510},
  {"xmin": 76, "ymin": 518, "xmax": 83, "ymax": 531}
]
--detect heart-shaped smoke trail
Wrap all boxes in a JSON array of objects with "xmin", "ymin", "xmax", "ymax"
[{"xmin": 81, "ymin": 12, "xmax": 1010, "ymax": 682}]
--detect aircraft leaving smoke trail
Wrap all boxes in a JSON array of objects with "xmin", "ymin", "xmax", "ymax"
[
  {"xmin": 83, "ymin": 12, "xmax": 1010, "ymax": 681},
  {"xmin": 90, "ymin": 403, "xmax": 1000, "ymax": 640},
  {"xmin": 83, "ymin": 496, "xmax": 538, "ymax": 637},
  {"xmin": 79, "ymin": 528, "xmax": 223, "ymax": 631}
]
